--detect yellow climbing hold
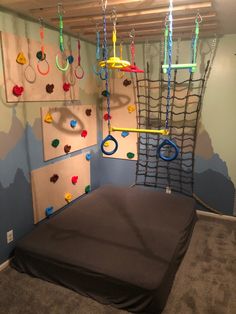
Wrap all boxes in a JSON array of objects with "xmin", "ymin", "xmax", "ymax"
[
  {"xmin": 44, "ymin": 112, "xmax": 53, "ymax": 123},
  {"xmin": 65, "ymin": 192, "xmax": 73, "ymax": 203},
  {"xmin": 104, "ymin": 141, "xmax": 110, "ymax": 147},
  {"xmin": 16, "ymin": 52, "xmax": 27, "ymax": 65},
  {"xmin": 128, "ymin": 105, "xmax": 136, "ymax": 113}
]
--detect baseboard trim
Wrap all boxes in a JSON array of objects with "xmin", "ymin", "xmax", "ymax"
[
  {"xmin": 197, "ymin": 210, "xmax": 236, "ymax": 222},
  {"xmin": 0, "ymin": 259, "xmax": 10, "ymax": 271}
]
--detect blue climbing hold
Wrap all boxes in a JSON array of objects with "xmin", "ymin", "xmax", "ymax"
[
  {"xmin": 70, "ymin": 119, "xmax": 77, "ymax": 128},
  {"xmin": 45, "ymin": 206, "xmax": 54, "ymax": 217},
  {"xmin": 67, "ymin": 55, "xmax": 74, "ymax": 64},
  {"xmin": 86, "ymin": 153, "xmax": 91, "ymax": 161},
  {"xmin": 121, "ymin": 131, "xmax": 129, "ymax": 138}
]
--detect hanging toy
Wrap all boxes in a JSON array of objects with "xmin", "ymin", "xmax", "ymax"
[
  {"xmin": 157, "ymin": 0, "xmax": 179, "ymax": 161},
  {"xmin": 99, "ymin": 8, "xmax": 130, "ymax": 70},
  {"xmin": 55, "ymin": 4, "xmax": 69, "ymax": 72},
  {"xmin": 121, "ymin": 28, "xmax": 144, "ymax": 73},
  {"xmin": 100, "ymin": 1, "xmax": 118, "ymax": 156},
  {"xmin": 74, "ymin": 40, "xmax": 84, "ymax": 79},
  {"xmin": 36, "ymin": 18, "xmax": 50, "ymax": 76}
]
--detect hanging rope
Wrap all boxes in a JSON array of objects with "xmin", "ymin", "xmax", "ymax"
[
  {"xmin": 36, "ymin": 18, "xmax": 50, "ymax": 75},
  {"xmin": 93, "ymin": 24, "xmax": 106, "ymax": 80},
  {"xmin": 74, "ymin": 40, "xmax": 84, "ymax": 79},
  {"xmin": 100, "ymin": 0, "xmax": 118, "ymax": 156},
  {"xmin": 55, "ymin": 3, "xmax": 69, "ymax": 72}
]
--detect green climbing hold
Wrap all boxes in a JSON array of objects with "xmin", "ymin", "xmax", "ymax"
[
  {"xmin": 85, "ymin": 185, "xmax": 91, "ymax": 194},
  {"xmin": 127, "ymin": 152, "xmax": 135, "ymax": 159},
  {"xmin": 51, "ymin": 139, "xmax": 60, "ymax": 148}
]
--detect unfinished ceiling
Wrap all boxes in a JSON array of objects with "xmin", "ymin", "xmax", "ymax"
[{"xmin": 0, "ymin": 0, "xmax": 235, "ymax": 43}]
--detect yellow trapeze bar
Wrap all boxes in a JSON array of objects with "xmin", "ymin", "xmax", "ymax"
[{"xmin": 110, "ymin": 126, "xmax": 170, "ymax": 135}]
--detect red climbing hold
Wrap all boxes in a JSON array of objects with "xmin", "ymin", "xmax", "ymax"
[
  {"xmin": 63, "ymin": 82, "xmax": 70, "ymax": 92},
  {"xmin": 12, "ymin": 85, "xmax": 24, "ymax": 97},
  {"xmin": 81, "ymin": 130, "xmax": 88, "ymax": 138},
  {"xmin": 71, "ymin": 176, "xmax": 78, "ymax": 185},
  {"xmin": 103, "ymin": 113, "xmax": 112, "ymax": 121}
]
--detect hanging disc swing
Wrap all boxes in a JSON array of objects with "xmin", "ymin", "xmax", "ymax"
[
  {"xmin": 121, "ymin": 29, "xmax": 144, "ymax": 73},
  {"xmin": 93, "ymin": 24, "xmax": 106, "ymax": 80},
  {"xmin": 36, "ymin": 18, "xmax": 50, "ymax": 76},
  {"xmin": 55, "ymin": 4, "xmax": 69, "ymax": 72},
  {"xmin": 100, "ymin": 0, "xmax": 118, "ymax": 156},
  {"xmin": 99, "ymin": 8, "xmax": 130, "ymax": 70},
  {"xmin": 157, "ymin": 0, "xmax": 179, "ymax": 162}
]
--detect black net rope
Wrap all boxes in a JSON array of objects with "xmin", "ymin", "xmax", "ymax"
[{"xmin": 135, "ymin": 61, "xmax": 210, "ymax": 196}]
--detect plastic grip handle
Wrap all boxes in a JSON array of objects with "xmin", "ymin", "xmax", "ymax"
[
  {"xmin": 157, "ymin": 139, "xmax": 179, "ymax": 161},
  {"xmin": 101, "ymin": 134, "xmax": 118, "ymax": 156}
]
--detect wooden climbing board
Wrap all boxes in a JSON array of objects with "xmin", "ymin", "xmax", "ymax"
[
  {"xmin": 31, "ymin": 152, "xmax": 91, "ymax": 224},
  {"xmin": 102, "ymin": 78, "xmax": 138, "ymax": 160},
  {"xmin": 0, "ymin": 31, "xmax": 80, "ymax": 102},
  {"xmin": 41, "ymin": 104, "xmax": 97, "ymax": 161}
]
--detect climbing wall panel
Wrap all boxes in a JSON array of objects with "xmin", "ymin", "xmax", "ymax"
[
  {"xmin": 102, "ymin": 78, "xmax": 138, "ymax": 160},
  {"xmin": 31, "ymin": 152, "xmax": 91, "ymax": 224},
  {"xmin": 0, "ymin": 31, "xmax": 80, "ymax": 102},
  {"xmin": 41, "ymin": 104, "xmax": 97, "ymax": 161}
]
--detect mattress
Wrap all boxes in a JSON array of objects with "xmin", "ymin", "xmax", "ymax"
[{"xmin": 12, "ymin": 185, "xmax": 197, "ymax": 313}]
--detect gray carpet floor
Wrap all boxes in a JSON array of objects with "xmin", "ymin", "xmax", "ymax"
[{"xmin": 0, "ymin": 213, "xmax": 235, "ymax": 314}]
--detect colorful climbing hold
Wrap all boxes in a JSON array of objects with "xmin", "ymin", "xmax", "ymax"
[
  {"xmin": 86, "ymin": 153, "xmax": 91, "ymax": 161},
  {"xmin": 46, "ymin": 84, "xmax": 54, "ymax": 94},
  {"xmin": 45, "ymin": 206, "xmax": 54, "ymax": 217},
  {"xmin": 127, "ymin": 152, "xmax": 135, "ymax": 159},
  {"xmin": 65, "ymin": 192, "xmax": 73, "ymax": 203},
  {"xmin": 85, "ymin": 185, "xmax": 91, "ymax": 194},
  {"xmin": 44, "ymin": 112, "xmax": 53, "ymax": 123},
  {"xmin": 63, "ymin": 82, "xmax": 71, "ymax": 92},
  {"xmin": 103, "ymin": 113, "xmax": 112, "ymax": 121},
  {"xmin": 51, "ymin": 139, "xmax": 60, "ymax": 148},
  {"xmin": 50, "ymin": 174, "xmax": 59, "ymax": 183},
  {"xmin": 104, "ymin": 141, "xmax": 110, "ymax": 147},
  {"xmin": 64, "ymin": 144, "xmax": 71, "ymax": 154},
  {"xmin": 85, "ymin": 109, "xmax": 92, "ymax": 116},
  {"xmin": 36, "ymin": 51, "xmax": 46, "ymax": 61},
  {"xmin": 67, "ymin": 55, "xmax": 74, "ymax": 64},
  {"xmin": 101, "ymin": 90, "xmax": 110, "ymax": 97},
  {"xmin": 16, "ymin": 52, "xmax": 27, "ymax": 65},
  {"xmin": 12, "ymin": 85, "xmax": 24, "ymax": 97},
  {"xmin": 128, "ymin": 105, "xmax": 136, "ymax": 113},
  {"xmin": 70, "ymin": 120, "xmax": 77, "ymax": 128},
  {"xmin": 123, "ymin": 79, "xmax": 131, "ymax": 87},
  {"xmin": 81, "ymin": 130, "xmax": 88, "ymax": 138},
  {"xmin": 71, "ymin": 176, "xmax": 78, "ymax": 185},
  {"xmin": 121, "ymin": 131, "xmax": 129, "ymax": 138}
]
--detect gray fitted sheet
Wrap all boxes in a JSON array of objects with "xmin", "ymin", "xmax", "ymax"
[{"xmin": 12, "ymin": 185, "xmax": 197, "ymax": 313}]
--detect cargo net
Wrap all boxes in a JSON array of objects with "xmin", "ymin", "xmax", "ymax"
[{"xmin": 135, "ymin": 61, "xmax": 209, "ymax": 196}]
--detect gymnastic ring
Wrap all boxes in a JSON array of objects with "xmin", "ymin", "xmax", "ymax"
[
  {"xmin": 74, "ymin": 65, "xmax": 84, "ymax": 79},
  {"xmin": 101, "ymin": 134, "xmax": 118, "ymax": 156},
  {"xmin": 157, "ymin": 139, "xmax": 179, "ymax": 161},
  {"xmin": 66, "ymin": 69, "xmax": 76, "ymax": 86},
  {"xmin": 24, "ymin": 64, "xmax": 36, "ymax": 84},
  {"xmin": 37, "ymin": 59, "xmax": 50, "ymax": 76},
  {"xmin": 55, "ymin": 53, "xmax": 69, "ymax": 72}
]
